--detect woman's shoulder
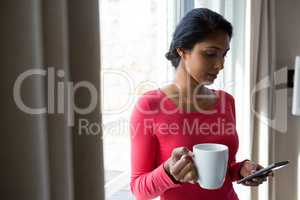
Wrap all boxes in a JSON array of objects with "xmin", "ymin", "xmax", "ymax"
[
  {"xmin": 133, "ymin": 88, "xmax": 163, "ymax": 111},
  {"xmin": 212, "ymin": 88, "xmax": 235, "ymax": 102},
  {"xmin": 210, "ymin": 88, "xmax": 236, "ymax": 113},
  {"xmin": 213, "ymin": 89, "xmax": 236, "ymax": 117}
]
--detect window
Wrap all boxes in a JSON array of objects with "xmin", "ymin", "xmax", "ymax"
[{"xmin": 100, "ymin": 0, "xmax": 175, "ymax": 199}]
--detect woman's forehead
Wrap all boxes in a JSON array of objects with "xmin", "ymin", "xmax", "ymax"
[{"xmin": 195, "ymin": 32, "xmax": 230, "ymax": 50}]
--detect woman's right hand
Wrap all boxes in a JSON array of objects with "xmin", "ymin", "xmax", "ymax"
[{"xmin": 163, "ymin": 147, "xmax": 198, "ymax": 184}]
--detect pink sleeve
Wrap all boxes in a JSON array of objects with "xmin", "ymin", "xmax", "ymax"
[
  {"xmin": 226, "ymin": 93, "xmax": 249, "ymax": 182},
  {"xmin": 229, "ymin": 159, "xmax": 249, "ymax": 181},
  {"xmin": 130, "ymin": 95, "xmax": 181, "ymax": 200}
]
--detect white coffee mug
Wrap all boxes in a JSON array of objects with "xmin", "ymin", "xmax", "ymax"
[{"xmin": 192, "ymin": 143, "xmax": 229, "ymax": 189}]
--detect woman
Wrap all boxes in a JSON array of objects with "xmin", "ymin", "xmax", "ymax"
[{"xmin": 130, "ymin": 8, "xmax": 273, "ymax": 200}]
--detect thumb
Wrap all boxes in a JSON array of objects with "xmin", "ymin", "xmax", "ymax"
[{"xmin": 250, "ymin": 163, "xmax": 258, "ymax": 174}]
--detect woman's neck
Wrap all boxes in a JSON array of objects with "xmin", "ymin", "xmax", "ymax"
[{"xmin": 173, "ymin": 63, "xmax": 206, "ymax": 99}]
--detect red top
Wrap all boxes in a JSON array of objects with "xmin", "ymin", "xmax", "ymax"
[{"xmin": 130, "ymin": 88, "xmax": 247, "ymax": 200}]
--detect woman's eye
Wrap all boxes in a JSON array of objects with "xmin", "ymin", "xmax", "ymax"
[{"xmin": 204, "ymin": 51, "xmax": 217, "ymax": 57}]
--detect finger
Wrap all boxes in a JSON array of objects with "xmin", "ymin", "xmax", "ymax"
[
  {"xmin": 263, "ymin": 177, "xmax": 267, "ymax": 182},
  {"xmin": 268, "ymin": 171, "xmax": 274, "ymax": 177},
  {"xmin": 247, "ymin": 176, "xmax": 267, "ymax": 185},
  {"xmin": 188, "ymin": 180, "xmax": 198, "ymax": 184},
  {"xmin": 257, "ymin": 178, "xmax": 265, "ymax": 184},
  {"xmin": 241, "ymin": 181, "xmax": 253, "ymax": 186},
  {"xmin": 172, "ymin": 147, "xmax": 189, "ymax": 160},
  {"xmin": 251, "ymin": 178, "xmax": 259, "ymax": 182},
  {"xmin": 172, "ymin": 148, "xmax": 194, "ymax": 165},
  {"xmin": 249, "ymin": 161, "xmax": 258, "ymax": 170},
  {"xmin": 182, "ymin": 163, "xmax": 198, "ymax": 182},
  {"xmin": 249, "ymin": 163, "xmax": 263, "ymax": 176},
  {"xmin": 176, "ymin": 161, "xmax": 193, "ymax": 180},
  {"xmin": 188, "ymin": 151, "xmax": 195, "ymax": 158},
  {"xmin": 242, "ymin": 181, "xmax": 260, "ymax": 186},
  {"xmin": 253, "ymin": 175, "xmax": 267, "ymax": 181},
  {"xmin": 256, "ymin": 164, "xmax": 264, "ymax": 170},
  {"xmin": 244, "ymin": 161, "xmax": 258, "ymax": 175},
  {"xmin": 181, "ymin": 169, "xmax": 198, "ymax": 183},
  {"xmin": 170, "ymin": 155, "xmax": 191, "ymax": 175},
  {"xmin": 261, "ymin": 172, "xmax": 273, "ymax": 179},
  {"xmin": 251, "ymin": 177, "xmax": 265, "ymax": 184},
  {"xmin": 256, "ymin": 175, "xmax": 269, "ymax": 182},
  {"xmin": 251, "ymin": 164, "xmax": 258, "ymax": 173}
]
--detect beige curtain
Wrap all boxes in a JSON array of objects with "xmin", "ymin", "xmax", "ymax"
[
  {"xmin": 1, "ymin": 1, "xmax": 104, "ymax": 200},
  {"xmin": 249, "ymin": 0, "xmax": 276, "ymax": 199}
]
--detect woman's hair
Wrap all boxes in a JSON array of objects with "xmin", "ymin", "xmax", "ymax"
[{"xmin": 165, "ymin": 8, "xmax": 233, "ymax": 68}]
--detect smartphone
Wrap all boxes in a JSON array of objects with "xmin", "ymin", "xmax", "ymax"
[{"xmin": 237, "ymin": 160, "xmax": 290, "ymax": 184}]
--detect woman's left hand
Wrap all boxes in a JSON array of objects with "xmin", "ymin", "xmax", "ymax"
[{"xmin": 238, "ymin": 160, "xmax": 274, "ymax": 186}]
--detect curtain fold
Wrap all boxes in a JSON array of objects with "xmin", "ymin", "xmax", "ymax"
[
  {"xmin": 249, "ymin": 0, "xmax": 276, "ymax": 199},
  {"xmin": 1, "ymin": 0, "xmax": 104, "ymax": 200}
]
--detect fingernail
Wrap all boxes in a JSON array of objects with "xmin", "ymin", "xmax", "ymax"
[{"xmin": 189, "ymin": 153, "xmax": 195, "ymax": 158}]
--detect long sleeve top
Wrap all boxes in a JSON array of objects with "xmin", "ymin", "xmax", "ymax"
[{"xmin": 130, "ymin": 88, "xmax": 248, "ymax": 200}]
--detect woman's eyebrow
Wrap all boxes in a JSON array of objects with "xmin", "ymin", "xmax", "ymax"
[{"xmin": 206, "ymin": 46, "xmax": 230, "ymax": 51}]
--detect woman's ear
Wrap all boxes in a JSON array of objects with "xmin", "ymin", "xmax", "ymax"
[
  {"xmin": 176, "ymin": 48, "xmax": 186, "ymax": 60},
  {"xmin": 176, "ymin": 48, "xmax": 191, "ymax": 60},
  {"xmin": 176, "ymin": 48, "xmax": 184, "ymax": 58}
]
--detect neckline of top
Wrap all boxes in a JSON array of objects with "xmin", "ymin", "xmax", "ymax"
[{"xmin": 157, "ymin": 87, "xmax": 222, "ymax": 115}]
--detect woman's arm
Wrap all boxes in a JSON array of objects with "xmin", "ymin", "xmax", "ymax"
[
  {"xmin": 226, "ymin": 92, "xmax": 250, "ymax": 182},
  {"xmin": 228, "ymin": 159, "xmax": 250, "ymax": 181},
  {"xmin": 130, "ymin": 94, "xmax": 181, "ymax": 200}
]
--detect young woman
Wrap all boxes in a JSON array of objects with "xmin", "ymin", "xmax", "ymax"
[{"xmin": 130, "ymin": 8, "xmax": 273, "ymax": 200}]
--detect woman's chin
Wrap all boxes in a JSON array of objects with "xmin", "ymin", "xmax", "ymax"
[
  {"xmin": 194, "ymin": 77, "xmax": 215, "ymax": 85},
  {"xmin": 202, "ymin": 80, "xmax": 214, "ymax": 85}
]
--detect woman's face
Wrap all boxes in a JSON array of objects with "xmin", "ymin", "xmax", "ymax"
[{"xmin": 179, "ymin": 31, "xmax": 230, "ymax": 85}]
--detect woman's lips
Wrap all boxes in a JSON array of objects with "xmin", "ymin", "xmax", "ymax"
[{"xmin": 207, "ymin": 73, "xmax": 217, "ymax": 79}]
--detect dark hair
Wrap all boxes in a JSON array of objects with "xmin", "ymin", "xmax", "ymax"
[{"xmin": 165, "ymin": 8, "xmax": 233, "ymax": 68}]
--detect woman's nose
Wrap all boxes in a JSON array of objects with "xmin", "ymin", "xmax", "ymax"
[
  {"xmin": 214, "ymin": 65, "xmax": 224, "ymax": 71},
  {"xmin": 214, "ymin": 59, "xmax": 224, "ymax": 70},
  {"xmin": 213, "ymin": 64, "xmax": 223, "ymax": 71}
]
